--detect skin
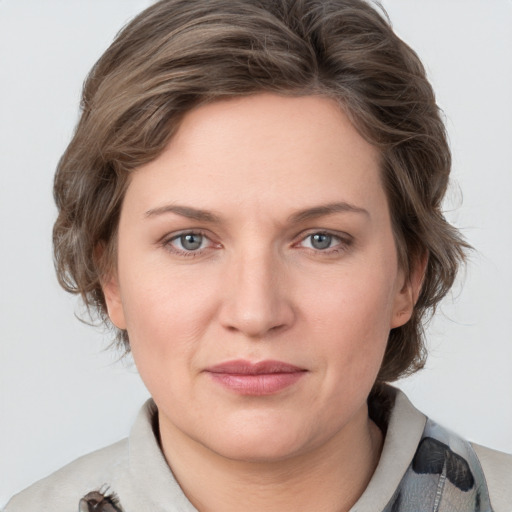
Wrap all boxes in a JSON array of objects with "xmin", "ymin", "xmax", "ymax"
[{"xmin": 103, "ymin": 94, "xmax": 423, "ymax": 511}]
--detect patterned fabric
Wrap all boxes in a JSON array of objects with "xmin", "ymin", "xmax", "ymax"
[
  {"xmin": 79, "ymin": 490, "xmax": 123, "ymax": 512},
  {"xmin": 383, "ymin": 419, "xmax": 493, "ymax": 512}
]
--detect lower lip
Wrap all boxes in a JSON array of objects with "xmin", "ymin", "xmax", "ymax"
[{"xmin": 208, "ymin": 372, "xmax": 306, "ymax": 396}]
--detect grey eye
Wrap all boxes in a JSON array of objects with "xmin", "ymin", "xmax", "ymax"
[
  {"xmin": 310, "ymin": 233, "xmax": 332, "ymax": 250},
  {"xmin": 180, "ymin": 233, "xmax": 204, "ymax": 251}
]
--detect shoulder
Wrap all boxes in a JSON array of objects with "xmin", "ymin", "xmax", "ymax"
[
  {"xmin": 364, "ymin": 386, "xmax": 512, "ymax": 512},
  {"xmin": 4, "ymin": 399, "xmax": 184, "ymax": 512},
  {"xmin": 4, "ymin": 438, "xmax": 129, "ymax": 512},
  {"xmin": 472, "ymin": 442, "xmax": 512, "ymax": 512}
]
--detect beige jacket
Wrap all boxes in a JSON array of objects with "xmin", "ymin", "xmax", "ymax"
[{"xmin": 5, "ymin": 389, "xmax": 512, "ymax": 511}]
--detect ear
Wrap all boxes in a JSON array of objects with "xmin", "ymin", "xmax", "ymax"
[
  {"xmin": 95, "ymin": 242, "xmax": 127, "ymax": 330},
  {"xmin": 102, "ymin": 273, "xmax": 127, "ymax": 330},
  {"xmin": 390, "ymin": 252, "xmax": 428, "ymax": 329}
]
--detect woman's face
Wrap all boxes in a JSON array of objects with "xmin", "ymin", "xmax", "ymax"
[{"xmin": 104, "ymin": 93, "xmax": 417, "ymax": 461}]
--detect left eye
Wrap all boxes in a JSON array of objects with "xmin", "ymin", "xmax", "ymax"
[
  {"xmin": 300, "ymin": 232, "xmax": 342, "ymax": 250},
  {"xmin": 170, "ymin": 233, "xmax": 209, "ymax": 251}
]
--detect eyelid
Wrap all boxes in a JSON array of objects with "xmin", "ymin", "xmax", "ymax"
[
  {"xmin": 158, "ymin": 228, "xmax": 353, "ymax": 257},
  {"xmin": 160, "ymin": 229, "xmax": 221, "ymax": 257},
  {"xmin": 294, "ymin": 229, "xmax": 353, "ymax": 252}
]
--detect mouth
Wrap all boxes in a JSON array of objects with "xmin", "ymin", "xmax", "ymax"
[{"xmin": 205, "ymin": 359, "xmax": 307, "ymax": 396}]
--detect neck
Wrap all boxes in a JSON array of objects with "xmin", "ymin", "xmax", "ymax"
[{"xmin": 159, "ymin": 406, "xmax": 383, "ymax": 512}]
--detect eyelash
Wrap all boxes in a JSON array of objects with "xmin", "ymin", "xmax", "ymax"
[
  {"xmin": 162, "ymin": 230, "xmax": 218, "ymax": 258},
  {"xmin": 295, "ymin": 231, "xmax": 352, "ymax": 255},
  {"xmin": 161, "ymin": 230, "xmax": 352, "ymax": 258}
]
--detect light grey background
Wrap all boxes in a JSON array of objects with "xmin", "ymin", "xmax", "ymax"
[{"xmin": 1, "ymin": 0, "xmax": 511, "ymax": 506}]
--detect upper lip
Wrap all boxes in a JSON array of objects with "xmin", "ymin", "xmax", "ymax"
[{"xmin": 206, "ymin": 359, "xmax": 306, "ymax": 375}]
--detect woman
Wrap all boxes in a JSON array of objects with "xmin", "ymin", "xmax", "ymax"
[{"xmin": 5, "ymin": 0, "xmax": 511, "ymax": 510}]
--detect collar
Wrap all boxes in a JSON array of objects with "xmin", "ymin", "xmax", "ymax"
[{"xmin": 119, "ymin": 386, "xmax": 429, "ymax": 511}]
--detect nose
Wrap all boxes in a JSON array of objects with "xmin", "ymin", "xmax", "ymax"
[{"xmin": 218, "ymin": 250, "xmax": 295, "ymax": 339}]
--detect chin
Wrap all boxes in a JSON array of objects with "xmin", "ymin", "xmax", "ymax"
[
  {"xmin": 199, "ymin": 417, "xmax": 315, "ymax": 463},
  {"xmin": 211, "ymin": 438, "xmax": 306, "ymax": 464}
]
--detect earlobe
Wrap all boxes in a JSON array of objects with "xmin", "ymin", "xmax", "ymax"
[
  {"xmin": 102, "ymin": 274, "xmax": 127, "ymax": 330},
  {"xmin": 391, "ymin": 252, "xmax": 428, "ymax": 328}
]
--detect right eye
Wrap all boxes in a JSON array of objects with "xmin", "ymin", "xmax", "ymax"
[
  {"xmin": 173, "ymin": 233, "xmax": 207, "ymax": 251},
  {"xmin": 163, "ymin": 231, "xmax": 218, "ymax": 257},
  {"xmin": 303, "ymin": 232, "xmax": 337, "ymax": 250}
]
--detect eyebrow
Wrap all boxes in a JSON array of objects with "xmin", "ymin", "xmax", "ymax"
[
  {"xmin": 145, "ymin": 204, "xmax": 222, "ymax": 222},
  {"xmin": 288, "ymin": 202, "xmax": 370, "ymax": 223},
  {"xmin": 145, "ymin": 201, "xmax": 368, "ymax": 224}
]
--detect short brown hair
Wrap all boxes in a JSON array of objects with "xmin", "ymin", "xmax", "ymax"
[{"xmin": 53, "ymin": 0, "xmax": 468, "ymax": 383}]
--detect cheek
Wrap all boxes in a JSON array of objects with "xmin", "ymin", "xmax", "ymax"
[
  {"xmin": 297, "ymin": 260, "xmax": 397, "ymax": 379},
  {"xmin": 118, "ymin": 263, "xmax": 220, "ymax": 362},
  {"xmin": 299, "ymin": 264, "xmax": 397, "ymax": 337},
  {"xmin": 120, "ymin": 271, "xmax": 223, "ymax": 410}
]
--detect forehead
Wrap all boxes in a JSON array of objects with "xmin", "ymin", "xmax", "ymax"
[
  {"xmin": 124, "ymin": 93, "xmax": 384, "ymax": 220},
  {"xmin": 169, "ymin": 93, "xmax": 378, "ymax": 174}
]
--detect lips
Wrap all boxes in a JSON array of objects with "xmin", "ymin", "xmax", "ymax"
[{"xmin": 205, "ymin": 359, "xmax": 307, "ymax": 395}]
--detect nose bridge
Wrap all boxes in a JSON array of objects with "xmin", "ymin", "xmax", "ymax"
[{"xmin": 220, "ymin": 242, "xmax": 293, "ymax": 337}]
